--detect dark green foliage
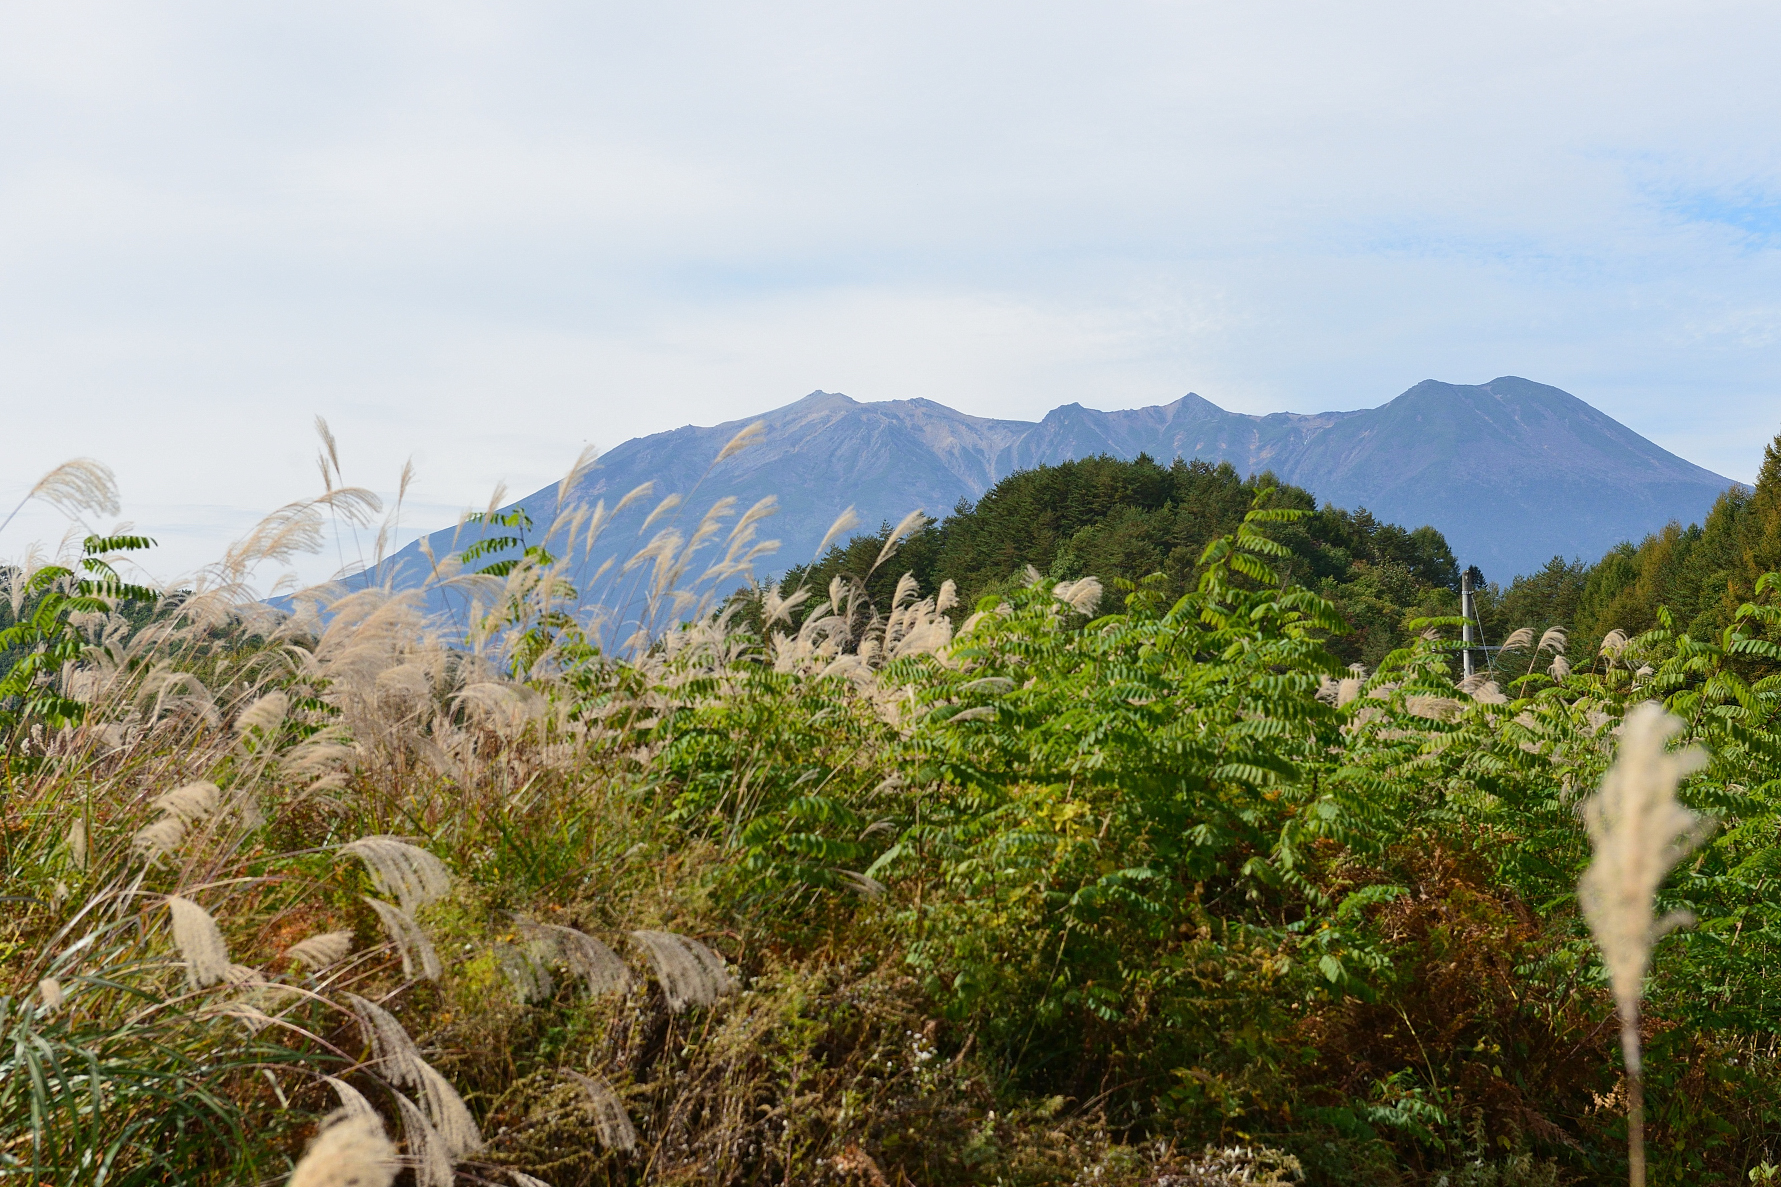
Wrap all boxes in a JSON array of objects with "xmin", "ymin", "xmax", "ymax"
[{"xmin": 778, "ymin": 454, "xmax": 1461, "ymax": 668}]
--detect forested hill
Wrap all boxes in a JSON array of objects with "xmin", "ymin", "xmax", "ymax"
[{"xmin": 777, "ymin": 453, "xmax": 1462, "ymax": 669}]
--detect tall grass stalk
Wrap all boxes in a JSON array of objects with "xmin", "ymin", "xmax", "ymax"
[{"xmin": 1578, "ymin": 702, "xmax": 1713, "ymax": 1187}]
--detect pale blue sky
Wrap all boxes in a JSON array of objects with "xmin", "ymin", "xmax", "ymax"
[{"xmin": 4, "ymin": 2, "xmax": 1780, "ymax": 581}]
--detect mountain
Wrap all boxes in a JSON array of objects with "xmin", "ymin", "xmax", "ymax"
[{"xmin": 377, "ymin": 377, "xmax": 1735, "ymax": 600}]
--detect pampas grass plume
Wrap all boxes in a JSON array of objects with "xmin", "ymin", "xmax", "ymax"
[
  {"xmin": 343, "ymin": 837, "xmax": 452, "ymax": 914},
  {"xmin": 165, "ymin": 895, "xmax": 232, "ymax": 988},
  {"xmin": 629, "ymin": 930, "xmax": 734, "ymax": 1011},
  {"xmin": 288, "ymin": 1110, "xmax": 398, "ymax": 1187},
  {"xmin": 150, "ymin": 781, "xmax": 220, "ymax": 822},
  {"xmin": 563, "ymin": 1069, "xmax": 638, "ymax": 1152},
  {"xmin": 286, "ymin": 930, "xmax": 355, "ymax": 970},
  {"xmin": 1578, "ymin": 701, "xmax": 1714, "ymax": 1187},
  {"xmin": 364, "ymin": 897, "xmax": 443, "ymax": 981}
]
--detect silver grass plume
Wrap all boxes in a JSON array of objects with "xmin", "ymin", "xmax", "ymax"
[
  {"xmin": 555, "ymin": 443, "xmax": 600, "ymax": 513},
  {"xmin": 342, "ymin": 837, "xmax": 452, "ymax": 914},
  {"xmin": 869, "ymin": 509, "xmax": 927, "ymax": 577},
  {"xmin": 165, "ymin": 895, "xmax": 233, "ymax": 988},
  {"xmin": 516, "ymin": 920, "xmax": 633, "ymax": 995},
  {"xmin": 288, "ymin": 1109, "xmax": 398, "ymax": 1187},
  {"xmin": 345, "ymin": 995, "xmax": 482, "ymax": 1158},
  {"xmin": 1550, "ymin": 654, "xmax": 1572, "ymax": 680},
  {"xmin": 391, "ymin": 1091, "xmax": 453, "ymax": 1187},
  {"xmin": 66, "ymin": 818, "xmax": 86, "ymax": 870},
  {"xmin": 1405, "ymin": 695, "xmax": 1464, "ymax": 722},
  {"xmin": 286, "ymin": 930, "xmax": 355, "ymax": 970},
  {"xmin": 1578, "ymin": 702, "xmax": 1714, "ymax": 1187},
  {"xmin": 1601, "ymin": 628, "xmax": 1629, "ymax": 658},
  {"xmin": 1538, "ymin": 626, "xmax": 1568, "ymax": 654},
  {"xmin": 324, "ymin": 1075, "xmax": 378, "ymax": 1118},
  {"xmin": 814, "ymin": 506, "xmax": 862, "ymax": 559},
  {"xmin": 1500, "ymin": 626, "xmax": 1536, "ymax": 651},
  {"xmin": 365, "ymin": 897, "xmax": 443, "ymax": 981},
  {"xmin": 315, "ymin": 415, "xmax": 343, "ymax": 487},
  {"xmin": 1052, "ymin": 577, "xmax": 1103, "ymax": 615},
  {"xmin": 0, "ymin": 458, "xmax": 120, "ymax": 536},
  {"xmin": 714, "ymin": 419, "xmax": 766, "ymax": 463},
  {"xmin": 638, "ymin": 493, "xmax": 682, "ymax": 536},
  {"xmin": 496, "ymin": 941, "xmax": 556, "ymax": 1003},
  {"xmin": 132, "ymin": 816, "xmax": 187, "ymax": 861},
  {"xmin": 629, "ymin": 930, "xmax": 735, "ymax": 1011},
  {"xmin": 562, "ymin": 1069, "xmax": 638, "ymax": 1153},
  {"xmin": 235, "ymin": 691, "xmax": 289, "ymax": 735},
  {"xmin": 37, "ymin": 978, "xmax": 63, "ymax": 1011},
  {"xmin": 151, "ymin": 780, "xmax": 220, "ymax": 822}
]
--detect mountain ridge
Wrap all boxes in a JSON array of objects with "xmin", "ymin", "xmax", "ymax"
[{"xmin": 383, "ymin": 376, "xmax": 1735, "ymax": 592}]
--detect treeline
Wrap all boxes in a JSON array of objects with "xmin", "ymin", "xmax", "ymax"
[
  {"xmin": 780, "ymin": 432, "xmax": 1781, "ymax": 674},
  {"xmin": 778, "ymin": 453, "xmax": 1461, "ymax": 667}
]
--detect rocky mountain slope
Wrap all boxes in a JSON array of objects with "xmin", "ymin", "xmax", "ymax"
[{"xmin": 380, "ymin": 377, "xmax": 1734, "ymax": 598}]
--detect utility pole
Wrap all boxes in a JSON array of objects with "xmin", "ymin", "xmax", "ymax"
[{"xmin": 1461, "ymin": 567, "xmax": 1475, "ymax": 679}]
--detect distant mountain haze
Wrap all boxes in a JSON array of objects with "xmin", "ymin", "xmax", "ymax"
[{"xmin": 385, "ymin": 377, "xmax": 1734, "ymax": 593}]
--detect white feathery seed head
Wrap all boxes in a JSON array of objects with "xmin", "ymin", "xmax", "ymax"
[
  {"xmin": 286, "ymin": 930, "xmax": 355, "ymax": 970},
  {"xmin": 869, "ymin": 509, "xmax": 927, "ymax": 576},
  {"xmin": 342, "ymin": 837, "xmax": 452, "ymax": 914},
  {"xmin": 814, "ymin": 506, "xmax": 862, "ymax": 559},
  {"xmin": 165, "ymin": 895, "xmax": 233, "ymax": 988},
  {"xmin": 1549, "ymin": 654, "xmax": 1572, "ymax": 680},
  {"xmin": 496, "ymin": 942, "xmax": 556, "ymax": 1004},
  {"xmin": 1578, "ymin": 702, "xmax": 1715, "ymax": 1066},
  {"xmin": 1538, "ymin": 626, "xmax": 1568, "ymax": 655},
  {"xmin": 323, "ymin": 1076, "xmax": 378, "ymax": 1118},
  {"xmin": 235, "ymin": 691, "xmax": 289, "ymax": 735},
  {"xmin": 1405, "ymin": 695, "xmax": 1464, "ymax": 722},
  {"xmin": 392, "ymin": 1091, "xmax": 453, "ymax": 1187},
  {"xmin": 66, "ymin": 818, "xmax": 86, "ymax": 870},
  {"xmin": 714, "ymin": 419, "xmax": 766, "ymax": 463},
  {"xmin": 344, "ymin": 995, "xmax": 482, "ymax": 1158},
  {"xmin": 959, "ymin": 677, "xmax": 1014, "ymax": 695},
  {"xmin": 288, "ymin": 1109, "xmax": 398, "ymax": 1187},
  {"xmin": 629, "ymin": 930, "xmax": 735, "ymax": 1012},
  {"xmin": 562, "ymin": 1069, "xmax": 638, "ymax": 1153},
  {"xmin": 150, "ymin": 781, "xmax": 220, "ymax": 823},
  {"xmin": 1600, "ymin": 628, "xmax": 1629, "ymax": 659},
  {"xmin": 364, "ymin": 897, "xmax": 442, "ymax": 982},
  {"xmin": 517, "ymin": 921, "xmax": 633, "ymax": 995},
  {"xmin": 132, "ymin": 816, "xmax": 187, "ymax": 860},
  {"xmin": 1052, "ymin": 577, "xmax": 1103, "ymax": 616},
  {"xmin": 38, "ymin": 978, "xmax": 64, "ymax": 1011},
  {"xmin": 27, "ymin": 458, "xmax": 121, "ymax": 521},
  {"xmin": 1501, "ymin": 627, "xmax": 1535, "ymax": 651}
]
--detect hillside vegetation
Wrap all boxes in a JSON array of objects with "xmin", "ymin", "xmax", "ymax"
[
  {"xmin": 779, "ymin": 454, "xmax": 1461, "ymax": 670},
  {"xmin": 3, "ymin": 432, "xmax": 1781, "ymax": 1186}
]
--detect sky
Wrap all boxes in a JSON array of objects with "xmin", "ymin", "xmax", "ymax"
[{"xmin": 4, "ymin": 1, "xmax": 1780, "ymax": 584}]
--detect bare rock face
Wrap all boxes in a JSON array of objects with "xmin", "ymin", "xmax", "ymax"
[{"xmin": 380, "ymin": 377, "xmax": 1731, "ymax": 595}]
